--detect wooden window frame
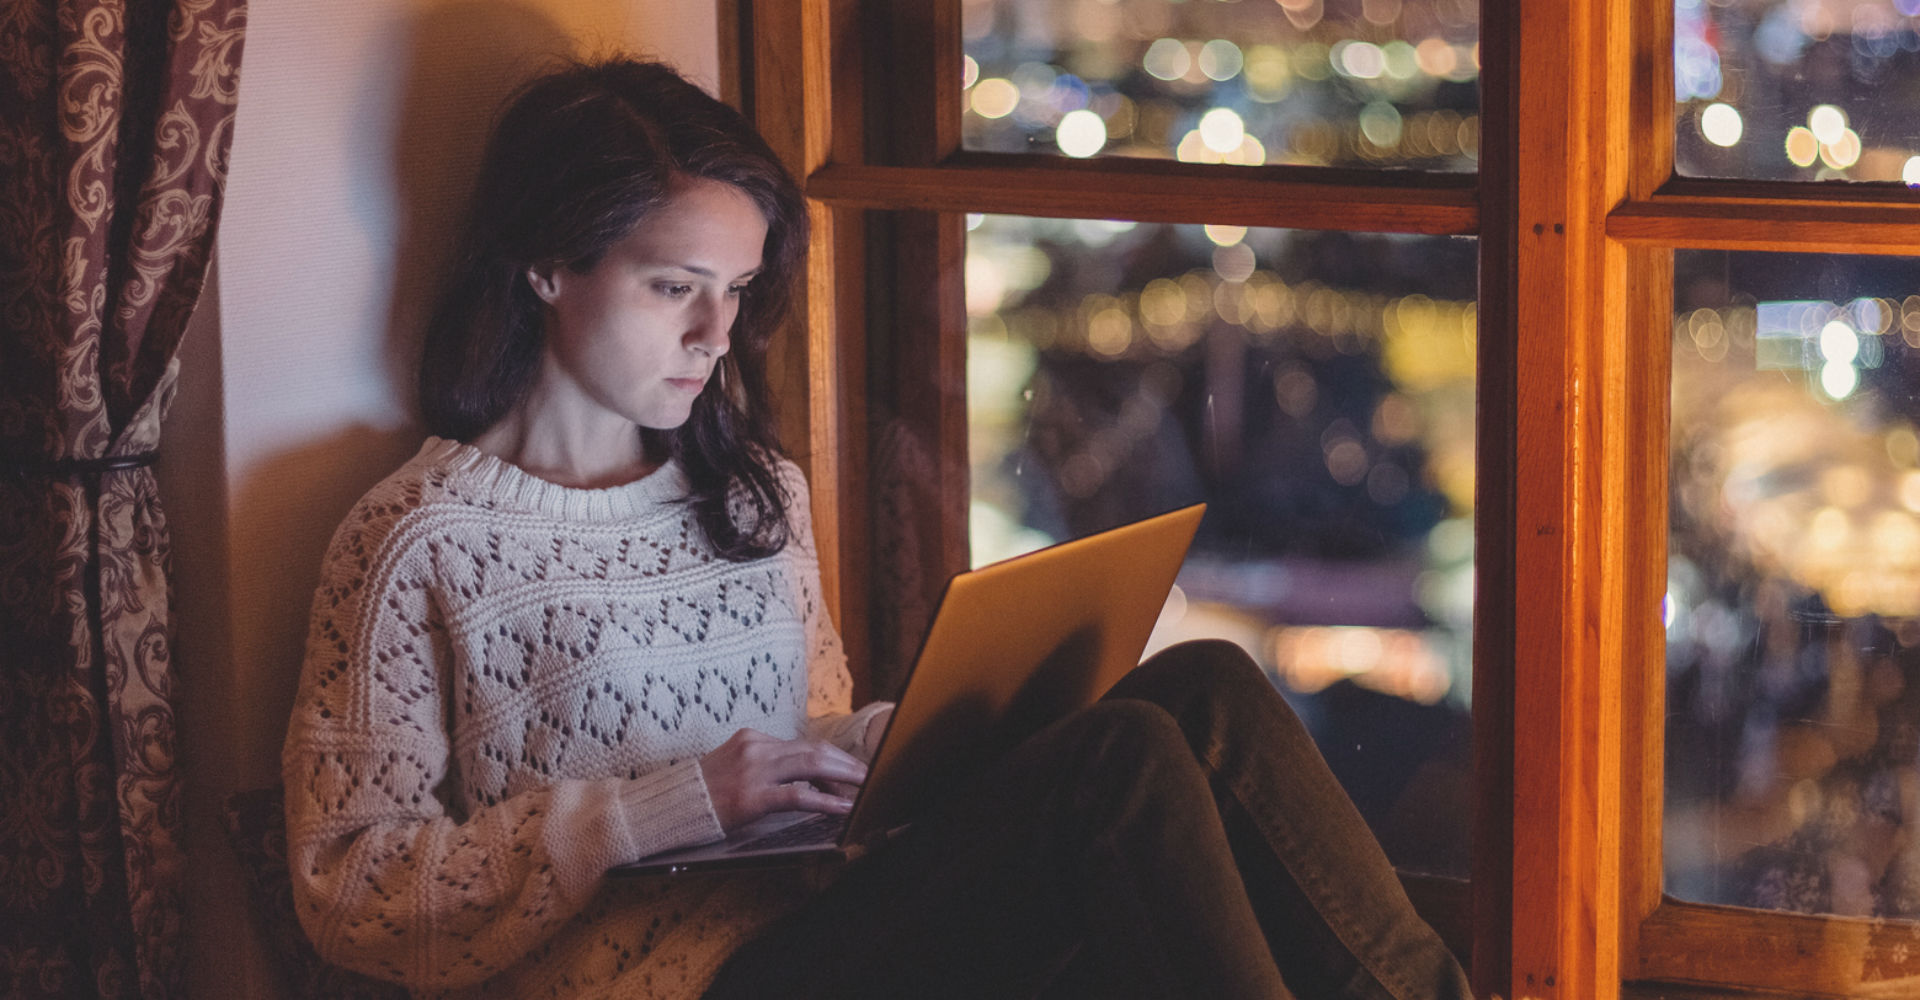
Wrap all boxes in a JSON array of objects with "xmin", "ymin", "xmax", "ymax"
[{"xmin": 731, "ymin": 1, "xmax": 1920, "ymax": 997}]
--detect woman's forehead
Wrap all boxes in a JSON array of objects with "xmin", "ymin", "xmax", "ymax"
[{"xmin": 615, "ymin": 178, "xmax": 769, "ymax": 274}]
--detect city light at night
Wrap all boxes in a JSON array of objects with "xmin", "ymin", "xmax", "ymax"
[
  {"xmin": 957, "ymin": 0, "xmax": 1920, "ymax": 905},
  {"xmin": 963, "ymin": 209, "xmax": 1478, "ymax": 873},
  {"xmin": 963, "ymin": 0, "xmax": 1480, "ymax": 168},
  {"xmin": 1679, "ymin": 2, "xmax": 1920, "ymax": 180}
]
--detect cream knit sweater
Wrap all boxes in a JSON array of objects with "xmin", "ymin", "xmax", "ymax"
[{"xmin": 282, "ymin": 437, "xmax": 889, "ymax": 998}]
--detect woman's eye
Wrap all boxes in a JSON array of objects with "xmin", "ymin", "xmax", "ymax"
[
  {"xmin": 727, "ymin": 284, "xmax": 750, "ymax": 297},
  {"xmin": 657, "ymin": 284, "xmax": 694, "ymax": 299}
]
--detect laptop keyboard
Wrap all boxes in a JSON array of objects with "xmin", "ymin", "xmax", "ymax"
[{"xmin": 729, "ymin": 812, "xmax": 848, "ymax": 853}]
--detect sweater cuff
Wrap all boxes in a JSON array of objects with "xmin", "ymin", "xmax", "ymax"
[
  {"xmin": 806, "ymin": 701, "xmax": 896, "ymax": 761},
  {"xmin": 609, "ymin": 758, "xmax": 726, "ymax": 864}
]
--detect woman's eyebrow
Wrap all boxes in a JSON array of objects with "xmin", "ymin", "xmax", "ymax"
[{"xmin": 660, "ymin": 263, "xmax": 764, "ymax": 280}]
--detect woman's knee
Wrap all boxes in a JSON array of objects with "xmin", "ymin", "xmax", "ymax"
[
  {"xmin": 1114, "ymin": 639, "xmax": 1271, "ymax": 707},
  {"xmin": 1046, "ymin": 701, "xmax": 1218, "ymax": 820},
  {"xmin": 1026, "ymin": 700, "xmax": 1202, "ymax": 797},
  {"xmin": 1110, "ymin": 640, "xmax": 1316, "ymax": 752},
  {"xmin": 1057, "ymin": 699, "xmax": 1189, "ymax": 760}
]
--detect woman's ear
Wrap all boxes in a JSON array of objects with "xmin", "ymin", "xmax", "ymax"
[{"xmin": 526, "ymin": 264, "xmax": 563, "ymax": 304}]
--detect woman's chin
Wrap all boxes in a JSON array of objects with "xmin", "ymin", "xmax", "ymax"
[{"xmin": 634, "ymin": 408, "xmax": 696, "ymax": 433}]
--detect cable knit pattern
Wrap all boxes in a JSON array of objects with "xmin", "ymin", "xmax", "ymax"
[{"xmin": 282, "ymin": 437, "xmax": 890, "ymax": 997}]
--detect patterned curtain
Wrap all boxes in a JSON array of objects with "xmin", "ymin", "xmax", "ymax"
[{"xmin": 0, "ymin": 0, "xmax": 245, "ymax": 996}]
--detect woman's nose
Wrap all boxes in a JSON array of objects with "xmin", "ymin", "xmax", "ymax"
[{"xmin": 687, "ymin": 293, "xmax": 732, "ymax": 356}]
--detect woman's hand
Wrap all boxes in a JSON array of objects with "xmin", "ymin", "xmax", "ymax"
[
  {"xmin": 699, "ymin": 728, "xmax": 870, "ymax": 833},
  {"xmin": 815, "ymin": 706, "xmax": 898, "ymax": 800},
  {"xmin": 861, "ymin": 705, "xmax": 895, "ymax": 760}
]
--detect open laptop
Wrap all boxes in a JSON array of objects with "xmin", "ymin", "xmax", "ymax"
[{"xmin": 610, "ymin": 503, "xmax": 1206, "ymax": 875}]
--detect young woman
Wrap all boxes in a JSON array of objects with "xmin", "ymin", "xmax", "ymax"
[{"xmin": 282, "ymin": 58, "xmax": 1473, "ymax": 1000}]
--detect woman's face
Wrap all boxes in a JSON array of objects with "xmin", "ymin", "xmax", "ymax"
[{"xmin": 528, "ymin": 176, "xmax": 771, "ymax": 431}]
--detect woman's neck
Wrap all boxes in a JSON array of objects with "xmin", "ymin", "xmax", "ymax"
[{"xmin": 470, "ymin": 398, "xmax": 660, "ymax": 490}]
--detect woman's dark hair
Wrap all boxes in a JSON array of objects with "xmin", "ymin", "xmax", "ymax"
[{"xmin": 419, "ymin": 58, "xmax": 806, "ymax": 560}]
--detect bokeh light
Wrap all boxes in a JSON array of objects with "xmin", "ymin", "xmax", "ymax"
[
  {"xmin": 1198, "ymin": 39, "xmax": 1245, "ymax": 82},
  {"xmin": 1143, "ymin": 37, "xmax": 1190, "ymax": 82},
  {"xmin": 1809, "ymin": 105, "xmax": 1848, "ymax": 146},
  {"xmin": 1055, "ymin": 109, "xmax": 1108, "ymax": 158},
  {"xmin": 1821, "ymin": 128, "xmax": 1863, "ymax": 170},
  {"xmin": 1700, "ymin": 102, "xmax": 1743, "ymax": 147},
  {"xmin": 1820, "ymin": 319, "xmax": 1860, "ymax": 364},
  {"xmin": 1785, "ymin": 125, "xmax": 1818, "ymax": 168},
  {"xmin": 1202, "ymin": 223, "xmax": 1248, "ymax": 247},
  {"xmin": 1337, "ymin": 41, "xmax": 1387, "ymax": 80},
  {"xmin": 1198, "ymin": 107, "xmax": 1246, "ymax": 154},
  {"xmin": 1821, "ymin": 360, "xmax": 1858, "ymax": 399},
  {"xmin": 971, "ymin": 78, "xmax": 1019, "ymax": 119},
  {"xmin": 1359, "ymin": 102, "xmax": 1405, "ymax": 149}
]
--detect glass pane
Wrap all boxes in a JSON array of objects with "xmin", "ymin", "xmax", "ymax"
[
  {"xmin": 1678, "ymin": 0, "xmax": 1920, "ymax": 181},
  {"xmin": 967, "ymin": 214, "xmax": 1476, "ymax": 875},
  {"xmin": 962, "ymin": 0, "xmax": 1480, "ymax": 170},
  {"xmin": 1667, "ymin": 250, "xmax": 1920, "ymax": 917}
]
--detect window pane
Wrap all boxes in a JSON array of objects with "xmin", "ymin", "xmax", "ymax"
[
  {"xmin": 1677, "ymin": 0, "xmax": 1920, "ymax": 181},
  {"xmin": 967, "ymin": 214, "xmax": 1476, "ymax": 875},
  {"xmin": 1667, "ymin": 250, "xmax": 1920, "ymax": 917},
  {"xmin": 962, "ymin": 0, "xmax": 1480, "ymax": 170}
]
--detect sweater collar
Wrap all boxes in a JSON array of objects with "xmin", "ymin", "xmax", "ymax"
[{"xmin": 419, "ymin": 436, "xmax": 690, "ymax": 521}]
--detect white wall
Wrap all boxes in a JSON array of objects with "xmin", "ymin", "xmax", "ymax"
[{"xmin": 158, "ymin": 3, "xmax": 720, "ymax": 995}]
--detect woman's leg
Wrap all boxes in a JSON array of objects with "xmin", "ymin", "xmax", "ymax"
[
  {"xmin": 702, "ymin": 699, "xmax": 1293, "ymax": 1000},
  {"xmin": 1103, "ymin": 639, "xmax": 1473, "ymax": 1000}
]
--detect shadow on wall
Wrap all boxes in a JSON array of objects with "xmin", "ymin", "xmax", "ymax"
[
  {"xmin": 228, "ymin": 424, "xmax": 424, "ymax": 753},
  {"xmin": 234, "ymin": 2, "xmax": 574, "ymax": 748},
  {"xmin": 382, "ymin": 2, "xmax": 576, "ymax": 406}
]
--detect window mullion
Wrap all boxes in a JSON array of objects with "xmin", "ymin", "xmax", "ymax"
[
  {"xmin": 1503, "ymin": 0, "xmax": 1643, "ymax": 996},
  {"xmin": 747, "ymin": 0, "xmax": 869, "ymax": 686},
  {"xmin": 1619, "ymin": 0, "xmax": 1681, "ymax": 974},
  {"xmin": 805, "ymin": 161, "xmax": 1477, "ymax": 235},
  {"xmin": 1610, "ymin": 194, "xmax": 1920, "ymax": 255}
]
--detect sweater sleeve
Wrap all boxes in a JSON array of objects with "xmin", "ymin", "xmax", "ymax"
[
  {"xmin": 778, "ymin": 461, "xmax": 895, "ymax": 759},
  {"xmin": 281, "ymin": 496, "xmax": 724, "ymax": 991}
]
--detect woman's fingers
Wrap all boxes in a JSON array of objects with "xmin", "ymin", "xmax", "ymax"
[
  {"xmin": 772, "ymin": 739, "xmax": 867, "ymax": 786},
  {"xmin": 738, "ymin": 733, "xmax": 865, "ymax": 783},
  {"xmin": 700, "ymin": 730, "xmax": 871, "ymax": 831},
  {"xmin": 753, "ymin": 741, "xmax": 864, "ymax": 814},
  {"xmin": 817, "ymin": 779, "xmax": 861, "ymax": 799},
  {"xmin": 775, "ymin": 781, "xmax": 855, "ymax": 815}
]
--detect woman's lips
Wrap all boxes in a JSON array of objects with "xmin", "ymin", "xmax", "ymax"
[{"xmin": 666, "ymin": 376, "xmax": 706, "ymax": 393}]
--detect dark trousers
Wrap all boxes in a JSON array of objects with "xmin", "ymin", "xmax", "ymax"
[{"xmin": 702, "ymin": 640, "xmax": 1473, "ymax": 999}]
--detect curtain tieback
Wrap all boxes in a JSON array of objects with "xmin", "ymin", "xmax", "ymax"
[{"xmin": 0, "ymin": 451, "xmax": 161, "ymax": 475}]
